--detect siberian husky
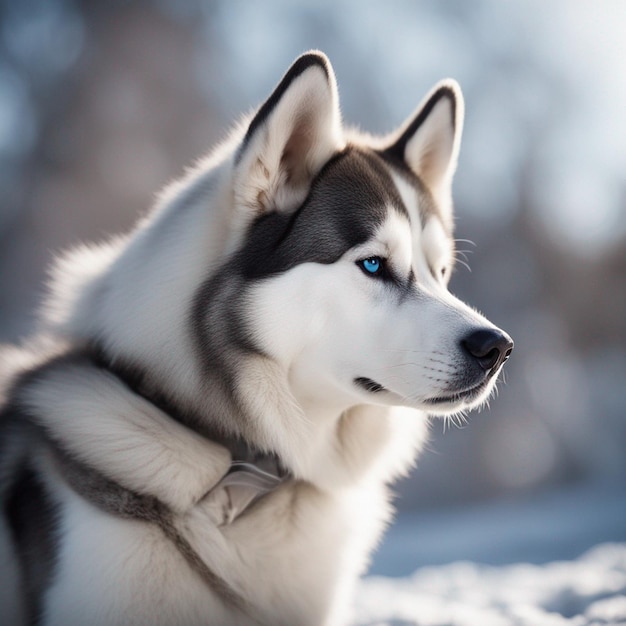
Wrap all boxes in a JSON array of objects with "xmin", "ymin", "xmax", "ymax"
[{"xmin": 0, "ymin": 51, "xmax": 513, "ymax": 625}]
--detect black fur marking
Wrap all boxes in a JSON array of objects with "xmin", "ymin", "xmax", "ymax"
[
  {"xmin": 354, "ymin": 377, "xmax": 387, "ymax": 394},
  {"xmin": 237, "ymin": 52, "xmax": 331, "ymax": 161},
  {"xmin": 234, "ymin": 147, "xmax": 408, "ymax": 279},
  {"xmin": 4, "ymin": 454, "xmax": 59, "ymax": 626}
]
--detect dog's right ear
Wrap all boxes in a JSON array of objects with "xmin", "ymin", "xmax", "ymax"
[{"xmin": 233, "ymin": 51, "xmax": 343, "ymax": 217}]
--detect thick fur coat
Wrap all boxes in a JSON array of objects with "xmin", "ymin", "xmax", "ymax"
[{"xmin": 0, "ymin": 52, "xmax": 512, "ymax": 625}]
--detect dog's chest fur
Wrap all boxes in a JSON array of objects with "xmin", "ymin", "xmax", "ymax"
[
  {"xmin": 45, "ymin": 463, "xmax": 388, "ymax": 626},
  {"xmin": 1, "ymin": 347, "xmax": 426, "ymax": 625}
]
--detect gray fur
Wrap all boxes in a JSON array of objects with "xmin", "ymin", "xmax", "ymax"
[
  {"xmin": 1, "ymin": 348, "xmax": 261, "ymax": 618},
  {"xmin": 0, "ymin": 410, "xmax": 59, "ymax": 626},
  {"xmin": 53, "ymin": 444, "xmax": 251, "ymax": 616}
]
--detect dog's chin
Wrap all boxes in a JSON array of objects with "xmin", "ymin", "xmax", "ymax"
[{"xmin": 422, "ymin": 377, "xmax": 496, "ymax": 417}]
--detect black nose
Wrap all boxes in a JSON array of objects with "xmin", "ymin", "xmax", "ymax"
[{"xmin": 461, "ymin": 328, "xmax": 514, "ymax": 372}]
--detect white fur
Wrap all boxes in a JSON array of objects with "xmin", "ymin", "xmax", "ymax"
[
  {"xmin": 41, "ymin": 470, "xmax": 392, "ymax": 626},
  {"xmin": 1, "ymin": 52, "xmax": 511, "ymax": 625},
  {"xmin": 23, "ymin": 364, "xmax": 231, "ymax": 513}
]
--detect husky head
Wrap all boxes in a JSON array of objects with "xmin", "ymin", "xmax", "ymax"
[
  {"xmin": 44, "ymin": 52, "xmax": 512, "ymax": 480},
  {"xmin": 215, "ymin": 53, "xmax": 513, "ymax": 414}
]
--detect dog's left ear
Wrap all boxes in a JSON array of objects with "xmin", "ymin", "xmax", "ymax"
[
  {"xmin": 233, "ymin": 51, "xmax": 343, "ymax": 216},
  {"xmin": 385, "ymin": 80, "xmax": 464, "ymax": 228}
]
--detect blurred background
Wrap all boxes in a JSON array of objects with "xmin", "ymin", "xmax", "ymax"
[{"xmin": 0, "ymin": 0, "xmax": 624, "ymax": 574}]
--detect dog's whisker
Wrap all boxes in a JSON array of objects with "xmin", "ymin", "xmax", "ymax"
[
  {"xmin": 454, "ymin": 257, "xmax": 472, "ymax": 273},
  {"xmin": 454, "ymin": 238, "xmax": 477, "ymax": 247}
]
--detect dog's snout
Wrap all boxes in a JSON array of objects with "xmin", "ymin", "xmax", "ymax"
[{"xmin": 461, "ymin": 328, "xmax": 514, "ymax": 372}]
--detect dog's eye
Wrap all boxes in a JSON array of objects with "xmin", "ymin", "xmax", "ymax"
[{"xmin": 358, "ymin": 256, "xmax": 385, "ymax": 277}]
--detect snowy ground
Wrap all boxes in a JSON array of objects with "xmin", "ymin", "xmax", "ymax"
[
  {"xmin": 355, "ymin": 482, "xmax": 626, "ymax": 625},
  {"xmin": 356, "ymin": 543, "xmax": 626, "ymax": 625}
]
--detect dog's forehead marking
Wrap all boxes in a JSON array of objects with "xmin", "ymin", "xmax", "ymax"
[
  {"xmin": 312, "ymin": 147, "xmax": 409, "ymax": 225},
  {"xmin": 237, "ymin": 147, "xmax": 409, "ymax": 279}
]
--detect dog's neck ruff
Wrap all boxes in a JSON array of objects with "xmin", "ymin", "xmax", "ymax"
[{"xmin": 90, "ymin": 346, "xmax": 291, "ymax": 523}]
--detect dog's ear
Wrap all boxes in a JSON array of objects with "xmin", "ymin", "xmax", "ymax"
[
  {"xmin": 233, "ymin": 51, "xmax": 343, "ymax": 216},
  {"xmin": 385, "ymin": 80, "xmax": 464, "ymax": 228}
]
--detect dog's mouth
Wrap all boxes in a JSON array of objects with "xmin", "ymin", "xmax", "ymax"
[
  {"xmin": 354, "ymin": 377, "xmax": 387, "ymax": 394},
  {"xmin": 424, "ymin": 377, "xmax": 492, "ymax": 407},
  {"xmin": 354, "ymin": 372, "xmax": 496, "ymax": 410}
]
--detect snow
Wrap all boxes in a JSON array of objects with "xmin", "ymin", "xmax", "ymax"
[
  {"xmin": 355, "ymin": 544, "xmax": 626, "ymax": 625},
  {"xmin": 354, "ymin": 483, "xmax": 626, "ymax": 625}
]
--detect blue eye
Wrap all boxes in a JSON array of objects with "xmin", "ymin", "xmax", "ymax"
[{"xmin": 359, "ymin": 257, "xmax": 383, "ymax": 276}]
